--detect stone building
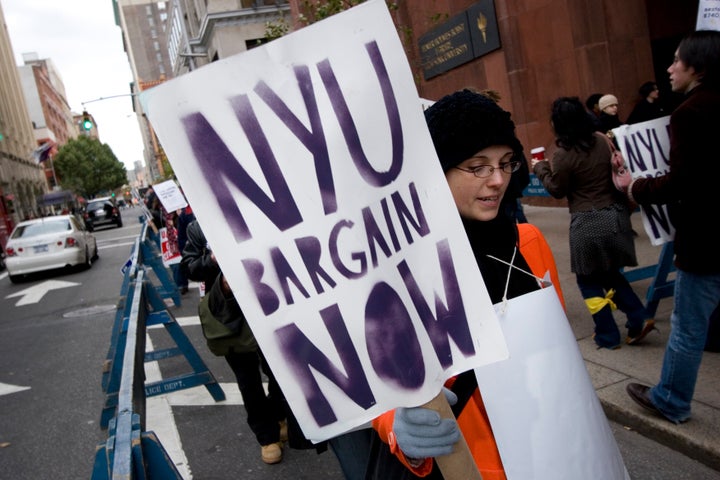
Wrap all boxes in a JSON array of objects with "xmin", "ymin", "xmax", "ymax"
[
  {"xmin": 115, "ymin": 0, "xmax": 290, "ymax": 184},
  {"xmin": 286, "ymin": 0, "xmax": 700, "ymax": 205},
  {"xmin": 119, "ymin": 0, "xmax": 701, "ymax": 202},
  {"xmin": 18, "ymin": 53, "xmax": 78, "ymax": 190},
  {"xmin": 115, "ymin": 0, "xmax": 176, "ymax": 182},
  {"xmin": 0, "ymin": 3, "xmax": 49, "ymax": 228}
]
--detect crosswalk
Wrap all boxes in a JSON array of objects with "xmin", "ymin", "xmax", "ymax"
[{"xmin": 146, "ymin": 313, "xmax": 269, "ymax": 479}]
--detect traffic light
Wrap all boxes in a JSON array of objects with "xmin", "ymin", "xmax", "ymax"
[{"xmin": 81, "ymin": 111, "xmax": 93, "ymax": 131}]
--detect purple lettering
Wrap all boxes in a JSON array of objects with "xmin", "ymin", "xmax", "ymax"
[
  {"xmin": 275, "ymin": 303, "xmax": 376, "ymax": 426},
  {"xmin": 365, "ymin": 282, "xmax": 425, "ymax": 388},
  {"xmin": 398, "ymin": 239, "xmax": 474, "ymax": 368},
  {"xmin": 317, "ymin": 41, "xmax": 403, "ymax": 187},
  {"xmin": 181, "ymin": 112, "xmax": 302, "ymax": 242}
]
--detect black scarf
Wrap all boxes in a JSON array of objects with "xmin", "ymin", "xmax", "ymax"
[{"xmin": 463, "ymin": 215, "xmax": 539, "ymax": 303}]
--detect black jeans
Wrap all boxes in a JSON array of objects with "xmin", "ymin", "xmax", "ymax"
[{"xmin": 224, "ymin": 349, "xmax": 285, "ymax": 446}]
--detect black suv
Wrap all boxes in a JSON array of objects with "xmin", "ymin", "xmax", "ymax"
[{"xmin": 84, "ymin": 197, "xmax": 122, "ymax": 230}]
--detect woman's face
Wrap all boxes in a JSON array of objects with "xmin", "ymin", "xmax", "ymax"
[
  {"xmin": 445, "ymin": 145, "xmax": 515, "ymax": 222},
  {"xmin": 668, "ymin": 49, "xmax": 700, "ymax": 94},
  {"xmin": 602, "ymin": 103, "xmax": 619, "ymax": 116}
]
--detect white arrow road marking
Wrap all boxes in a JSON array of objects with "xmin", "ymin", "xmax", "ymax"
[
  {"xmin": 144, "ymin": 312, "xmax": 265, "ymax": 479},
  {"xmin": 0, "ymin": 382, "xmax": 31, "ymax": 396},
  {"xmin": 6, "ymin": 280, "xmax": 80, "ymax": 306},
  {"xmin": 145, "ymin": 334, "xmax": 193, "ymax": 479}
]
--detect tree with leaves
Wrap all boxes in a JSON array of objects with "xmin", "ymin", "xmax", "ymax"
[{"xmin": 53, "ymin": 135, "xmax": 127, "ymax": 199}]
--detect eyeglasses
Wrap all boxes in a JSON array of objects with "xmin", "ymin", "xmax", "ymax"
[{"xmin": 454, "ymin": 161, "xmax": 521, "ymax": 178}]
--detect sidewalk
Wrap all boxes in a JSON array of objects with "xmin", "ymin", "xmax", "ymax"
[{"xmin": 523, "ymin": 205, "xmax": 720, "ymax": 472}]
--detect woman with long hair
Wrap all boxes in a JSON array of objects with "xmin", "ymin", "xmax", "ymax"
[{"xmin": 532, "ymin": 96, "xmax": 655, "ymax": 350}]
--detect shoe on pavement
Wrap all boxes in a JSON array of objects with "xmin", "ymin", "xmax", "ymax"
[
  {"xmin": 592, "ymin": 333, "xmax": 621, "ymax": 350},
  {"xmin": 261, "ymin": 442, "xmax": 283, "ymax": 464},
  {"xmin": 626, "ymin": 382, "xmax": 658, "ymax": 413},
  {"xmin": 626, "ymin": 319, "xmax": 657, "ymax": 345},
  {"xmin": 626, "ymin": 382, "xmax": 689, "ymax": 424}
]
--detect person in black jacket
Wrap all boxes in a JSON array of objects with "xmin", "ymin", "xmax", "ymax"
[
  {"xmin": 181, "ymin": 219, "xmax": 288, "ymax": 464},
  {"xmin": 596, "ymin": 94, "xmax": 624, "ymax": 135},
  {"xmin": 626, "ymin": 81, "xmax": 666, "ymax": 124},
  {"xmin": 618, "ymin": 30, "xmax": 720, "ymax": 425},
  {"xmin": 181, "ymin": 219, "xmax": 373, "ymax": 477}
]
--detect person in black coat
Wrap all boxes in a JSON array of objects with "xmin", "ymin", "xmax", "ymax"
[
  {"xmin": 181, "ymin": 219, "xmax": 288, "ymax": 464},
  {"xmin": 626, "ymin": 81, "xmax": 666, "ymax": 124}
]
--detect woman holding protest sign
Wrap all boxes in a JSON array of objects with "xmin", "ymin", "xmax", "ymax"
[
  {"xmin": 616, "ymin": 30, "xmax": 720, "ymax": 424},
  {"xmin": 365, "ymin": 89, "xmax": 566, "ymax": 479}
]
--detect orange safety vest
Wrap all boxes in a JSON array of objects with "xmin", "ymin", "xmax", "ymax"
[
  {"xmin": 517, "ymin": 222, "xmax": 565, "ymax": 311},
  {"xmin": 372, "ymin": 223, "xmax": 564, "ymax": 479}
]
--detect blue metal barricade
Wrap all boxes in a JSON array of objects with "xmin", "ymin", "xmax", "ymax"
[{"xmin": 93, "ymin": 222, "xmax": 225, "ymax": 478}]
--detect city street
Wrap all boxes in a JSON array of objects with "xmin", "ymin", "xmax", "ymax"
[{"xmin": 0, "ymin": 206, "xmax": 718, "ymax": 479}]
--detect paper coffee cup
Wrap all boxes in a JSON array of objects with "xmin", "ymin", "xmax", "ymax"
[{"xmin": 531, "ymin": 147, "xmax": 546, "ymax": 161}]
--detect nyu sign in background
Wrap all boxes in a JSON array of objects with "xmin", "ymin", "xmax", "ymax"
[
  {"xmin": 612, "ymin": 116, "xmax": 675, "ymax": 246},
  {"xmin": 142, "ymin": 0, "xmax": 507, "ymax": 442}
]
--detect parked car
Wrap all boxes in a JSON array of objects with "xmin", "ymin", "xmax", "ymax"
[
  {"xmin": 4, "ymin": 215, "xmax": 98, "ymax": 283},
  {"xmin": 84, "ymin": 197, "xmax": 122, "ymax": 230}
]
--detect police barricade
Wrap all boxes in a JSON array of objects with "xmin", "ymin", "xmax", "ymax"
[{"xmin": 93, "ymin": 223, "xmax": 225, "ymax": 478}]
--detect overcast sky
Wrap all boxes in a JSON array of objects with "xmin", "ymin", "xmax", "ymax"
[{"xmin": 3, "ymin": 0, "xmax": 144, "ymax": 172}]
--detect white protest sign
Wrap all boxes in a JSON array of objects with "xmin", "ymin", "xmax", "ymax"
[
  {"xmin": 612, "ymin": 117, "xmax": 675, "ymax": 246},
  {"xmin": 141, "ymin": 0, "xmax": 507, "ymax": 442},
  {"xmin": 152, "ymin": 179, "xmax": 188, "ymax": 212},
  {"xmin": 697, "ymin": 0, "xmax": 720, "ymax": 31},
  {"xmin": 476, "ymin": 286, "xmax": 630, "ymax": 480}
]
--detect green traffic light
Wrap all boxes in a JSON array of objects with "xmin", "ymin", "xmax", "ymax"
[{"xmin": 81, "ymin": 110, "xmax": 93, "ymax": 131}]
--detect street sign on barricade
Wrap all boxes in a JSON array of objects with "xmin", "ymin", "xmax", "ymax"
[{"xmin": 523, "ymin": 174, "xmax": 551, "ymax": 197}]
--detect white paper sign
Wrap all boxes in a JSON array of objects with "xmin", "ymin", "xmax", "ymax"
[
  {"xmin": 612, "ymin": 117, "xmax": 675, "ymax": 246},
  {"xmin": 697, "ymin": 0, "xmax": 720, "ymax": 31},
  {"xmin": 152, "ymin": 179, "xmax": 188, "ymax": 212},
  {"xmin": 475, "ymin": 287, "xmax": 630, "ymax": 480},
  {"xmin": 141, "ymin": 0, "xmax": 507, "ymax": 442}
]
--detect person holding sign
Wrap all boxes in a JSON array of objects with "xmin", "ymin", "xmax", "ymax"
[
  {"xmin": 366, "ymin": 89, "xmax": 562, "ymax": 479},
  {"xmin": 181, "ymin": 219, "xmax": 290, "ymax": 464},
  {"xmin": 616, "ymin": 30, "xmax": 720, "ymax": 424},
  {"xmin": 532, "ymin": 97, "xmax": 656, "ymax": 351}
]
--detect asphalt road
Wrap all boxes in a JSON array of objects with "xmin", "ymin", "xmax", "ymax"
[{"xmin": 0, "ymin": 206, "xmax": 718, "ymax": 479}]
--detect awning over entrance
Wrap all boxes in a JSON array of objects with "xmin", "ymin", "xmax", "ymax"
[{"xmin": 38, "ymin": 190, "xmax": 75, "ymax": 206}]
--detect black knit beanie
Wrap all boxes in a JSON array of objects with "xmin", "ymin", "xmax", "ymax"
[{"xmin": 424, "ymin": 89, "xmax": 523, "ymax": 171}]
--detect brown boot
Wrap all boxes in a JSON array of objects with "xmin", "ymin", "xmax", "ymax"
[
  {"xmin": 626, "ymin": 319, "xmax": 657, "ymax": 345},
  {"xmin": 279, "ymin": 420, "xmax": 288, "ymax": 443},
  {"xmin": 261, "ymin": 442, "xmax": 283, "ymax": 464}
]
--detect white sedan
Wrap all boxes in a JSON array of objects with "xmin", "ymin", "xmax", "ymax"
[{"xmin": 4, "ymin": 215, "xmax": 98, "ymax": 283}]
